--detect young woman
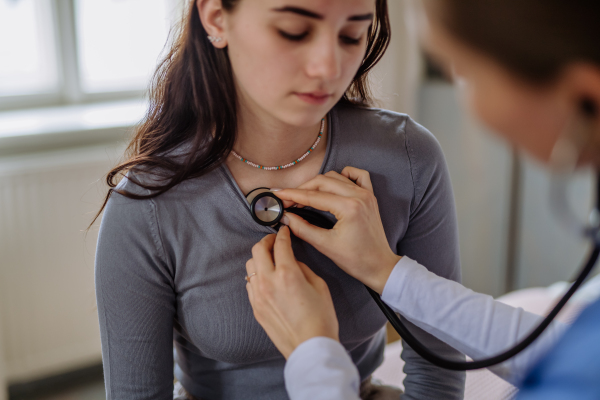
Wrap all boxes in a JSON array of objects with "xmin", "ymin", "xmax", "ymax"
[
  {"xmin": 244, "ymin": 0, "xmax": 600, "ymax": 399},
  {"xmin": 93, "ymin": 0, "xmax": 467, "ymax": 399}
]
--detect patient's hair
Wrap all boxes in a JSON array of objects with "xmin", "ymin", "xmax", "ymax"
[
  {"xmin": 429, "ymin": 0, "xmax": 600, "ymax": 83},
  {"xmin": 89, "ymin": 0, "xmax": 390, "ymax": 227}
]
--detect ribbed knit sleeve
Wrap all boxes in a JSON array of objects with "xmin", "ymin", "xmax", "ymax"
[
  {"xmin": 396, "ymin": 117, "xmax": 466, "ymax": 400},
  {"xmin": 95, "ymin": 178, "xmax": 176, "ymax": 400}
]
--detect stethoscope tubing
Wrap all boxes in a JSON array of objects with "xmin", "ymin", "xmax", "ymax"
[
  {"xmin": 367, "ymin": 244, "xmax": 600, "ymax": 370},
  {"xmin": 247, "ymin": 176, "xmax": 600, "ymax": 371}
]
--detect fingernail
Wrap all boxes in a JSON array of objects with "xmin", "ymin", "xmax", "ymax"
[
  {"xmin": 271, "ymin": 188, "xmax": 282, "ymax": 192},
  {"xmin": 281, "ymin": 214, "xmax": 290, "ymax": 226}
]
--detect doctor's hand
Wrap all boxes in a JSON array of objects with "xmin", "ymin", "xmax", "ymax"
[
  {"xmin": 245, "ymin": 226, "xmax": 339, "ymax": 359},
  {"xmin": 275, "ymin": 167, "xmax": 401, "ymax": 294}
]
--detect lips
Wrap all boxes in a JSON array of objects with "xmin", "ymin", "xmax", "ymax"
[{"xmin": 295, "ymin": 91, "xmax": 333, "ymax": 105}]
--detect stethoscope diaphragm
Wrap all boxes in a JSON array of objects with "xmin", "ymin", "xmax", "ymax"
[
  {"xmin": 245, "ymin": 187, "xmax": 335, "ymax": 229},
  {"xmin": 246, "ymin": 187, "xmax": 284, "ymax": 226}
]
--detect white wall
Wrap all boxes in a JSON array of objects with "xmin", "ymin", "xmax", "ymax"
[
  {"xmin": 417, "ymin": 82, "xmax": 513, "ymax": 297},
  {"xmin": 370, "ymin": 0, "xmax": 421, "ymax": 117},
  {"xmin": 516, "ymin": 160, "xmax": 595, "ymax": 289},
  {"xmin": 0, "ymin": 317, "xmax": 6, "ymax": 400}
]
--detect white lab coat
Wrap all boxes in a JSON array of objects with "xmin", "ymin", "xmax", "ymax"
[{"xmin": 283, "ymin": 257, "xmax": 567, "ymax": 400}]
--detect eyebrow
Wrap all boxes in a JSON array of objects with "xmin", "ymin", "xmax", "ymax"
[{"xmin": 271, "ymin": 6, "xmax": 374, "ymax": 22}]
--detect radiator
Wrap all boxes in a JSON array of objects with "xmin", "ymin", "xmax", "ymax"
[{"xmin": 0, "ymin": 144, "xmax": 123, "ymax": 383}]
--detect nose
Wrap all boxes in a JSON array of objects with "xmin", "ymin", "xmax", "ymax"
[{"xmin": 304, "ymin": 34, "xmax": 342, "ymax": 81}]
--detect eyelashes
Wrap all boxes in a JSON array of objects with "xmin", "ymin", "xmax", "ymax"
[
  {"xmin": 341, "ymin": 36, "xmax": 361, "ymax": 45},
  {"xmin": 279, "ymin": 30, "xmax": 309, "ymax": 41},
  {"xmin": 278, "ymin": 30, "xmax": 362, "ymax": 45}
]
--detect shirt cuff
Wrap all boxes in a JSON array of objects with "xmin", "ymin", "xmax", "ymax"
[
  {"xmin": 284, "ymin": 337, "xmax": 360, "ymax": 400},
  {"xmin": 381, "ymin": 256, "xmax": 419, "ymax": 312}
]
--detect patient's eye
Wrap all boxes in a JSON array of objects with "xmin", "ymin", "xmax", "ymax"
[
  {"xmin": 341, "ymin": 35, "xmax": 362, "ymax": 45},
  {"xmin": 279, "ymin": 30, "xmax": 309, "ymax": 41}
]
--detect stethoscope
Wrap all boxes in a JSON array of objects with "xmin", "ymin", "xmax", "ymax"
[
  {"xmin": 246, "ymin": 187, "xmax": 336, "ymax": 227},
  {"xmin": 246, "ymin": 171, "xmax": 600, "ymax": 371}
]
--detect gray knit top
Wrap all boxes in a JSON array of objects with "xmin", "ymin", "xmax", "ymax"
[{"xmin": 95, "ymin": 103, "xmax": 466, "ymax": 400}]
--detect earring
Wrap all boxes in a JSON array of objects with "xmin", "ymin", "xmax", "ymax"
[{"xmin": 207, "ymin": 36, "xmax": 222, "ymax": 43}]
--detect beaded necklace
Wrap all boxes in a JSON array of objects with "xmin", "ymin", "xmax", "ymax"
[{"xmin": 231, "ymin": 117, "xmax": 325, "ymax": 171}]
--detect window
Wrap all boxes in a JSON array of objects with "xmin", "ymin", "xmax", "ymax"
[
  {"xmin": 0, "ymin": 0, "xmax": 58, "ymax": 97},
  {"xmin": 75, "ymin": 0, "xmax": 171, "ymax": 93},
  {"xmin": 0, "ymin": 0, "xmax": 179, "ymax": 111}
]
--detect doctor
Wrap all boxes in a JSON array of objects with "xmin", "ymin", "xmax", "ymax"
[{"xmin": 244, "ymin": 0, "xmax": 600, "ymax": 399}]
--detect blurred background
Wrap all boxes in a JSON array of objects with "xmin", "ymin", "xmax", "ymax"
[{"xmin": 0, "ymin": 0, "xmax": 594, "ymax": 399}]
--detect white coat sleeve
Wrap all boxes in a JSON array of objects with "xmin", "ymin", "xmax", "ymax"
[
  {"xmin": 284, "ymin": 337, "xmax": 361, "ymax": 400},
  {"xmin": 381, "ymin": 257, "xmax": 568, "ymax": 385}
]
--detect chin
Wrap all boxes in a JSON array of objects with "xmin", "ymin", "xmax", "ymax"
[{"xmin": 278, "ymin": 107, "xmax": 331, "ymax": 128}]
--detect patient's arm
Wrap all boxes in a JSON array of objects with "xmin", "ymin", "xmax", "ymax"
[
  {"xmin": 382, "ymin": 256, "xmax": 568, "ymax": 386},
  {"xmin": 95, "ymin": 178, "xmax": 176, "ymax": 399},
  {"xmin": 395, "ymin": 118, "xmax": 466, "ymax": 399}
]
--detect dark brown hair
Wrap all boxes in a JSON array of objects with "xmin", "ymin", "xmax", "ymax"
[
  {"xmin": 90, "ymin": 0, "xmax": 390, "ymax": 227},
  {"xmin": 430, "ymin": 0, "xmax": 600, "ymax": 83}
]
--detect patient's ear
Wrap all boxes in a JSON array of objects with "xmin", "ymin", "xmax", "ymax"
[{"xmin": 197, "ymin": 0, "xmax": 228, "ymax": 48}]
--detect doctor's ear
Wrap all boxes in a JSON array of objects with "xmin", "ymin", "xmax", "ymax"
[
  {"xmin": 562, "ymin": 64, "xmax": 600, "ymax": 144},
  {"xmin": 197, "ymin": 0, "xmax": 228, "ymax": 48},
  {"xmin": 580, "ymin": 98, "xmax": 598, "ymax": 119},
  {"xmin": 564, "ymin": 64, "xmax": 600, "ymax": 120}
]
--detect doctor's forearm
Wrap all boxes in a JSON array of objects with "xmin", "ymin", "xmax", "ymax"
[{"xmin": 382, "ymin": 257, "xmax": 568, "ymax": 385}]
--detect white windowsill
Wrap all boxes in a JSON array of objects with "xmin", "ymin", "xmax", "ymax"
[{"xmin": 0, "ymin": 99, "xmax": 147, "ymax": 155}]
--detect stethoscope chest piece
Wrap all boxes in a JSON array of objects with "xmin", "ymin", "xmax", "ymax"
[
  {"xmin": 245, "ymin": 187, "xmax": 335, "ymax": 229},
  {"xmin": 246, "ymin": 187, "xmax": 283, "ymax": 226}
]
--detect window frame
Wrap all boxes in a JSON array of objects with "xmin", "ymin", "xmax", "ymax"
[{"xmin": 0, "ymin": 0, "xmax": 181, "ymax": 112}]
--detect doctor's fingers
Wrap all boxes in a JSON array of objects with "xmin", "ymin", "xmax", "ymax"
[
  {"xmin": 340, "ymin": 167, "xmax": 374, "ymax": 192},
  {"xmin": 273, "ymin": 226, "xmax": 296, "ymax": 270},
  {"xmin": 275, "ymin": 173, "xmax": 355, "ymax": 209},
  {"xmin": 322, "ymin": 170, "xmax": 356, "ymax": 184},
  {"xmin": 251, "ymin": 234, "xmax": 277, "ymax": 275},
  {"xmin": 282, "ymin": 212, "xmax": 331, "ymax": 252},
  {"xmin": 277, "ymin": 189, "xmax": 366, "ymax": 220},
  {"xmin": 266, "ymin": 228, "xmax": 325, "ymax": 287},
  {"xmin": 245, "ymin": 276, "xmax": 272, "ymax": 329},
  {"xmin": 245, "ymin": 276, "xmax": 256, "ymax": 306},
  {"xmin": 296, "ymin": 261, "xmax": 327, "ymax": 289},
  {"xmin": 295, "ymin": 174, "xmax": 365, "ymax": 198},
  {"xmin": 277, "ymin": 189, "xmax": 354, "ymax": 219}
]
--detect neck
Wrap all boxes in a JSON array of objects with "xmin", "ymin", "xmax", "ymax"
[{"xmin": 232, "ymin": 108, "xmax": 326, "ymax": 168}]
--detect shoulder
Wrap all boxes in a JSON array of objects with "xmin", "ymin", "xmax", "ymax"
[
  {"xmin": 104, "ymin": 170, "xmax": 157, "ymax": 212},
  {"xmin": 96, "ymin": 172, "xmax": 173, "ymax": 275},
  {"xmin": 332, "ymin": 103, "xmax": 445, "ymax": 164},
  {"xmin": 331, "ymin": 103, "xmax": 449, "ymax": 203},
  {"xmin": 99, "ymin": 171, "xmax": 163, "ymax": 249}
]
